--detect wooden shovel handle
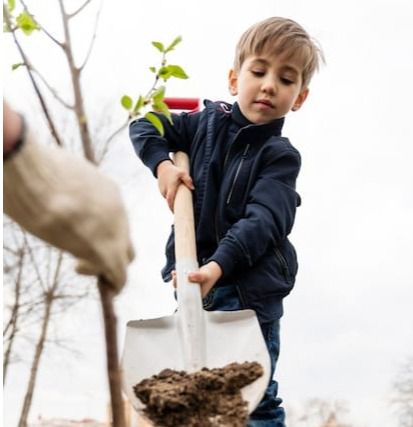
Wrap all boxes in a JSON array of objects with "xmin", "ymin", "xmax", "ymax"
[
  {"xmin": 173, "ymin": 152, "xmax": 197, "ymax": 264},
  {"xmin": 172, "ymin": 152, "xmax": 205, "ymax": 371}
]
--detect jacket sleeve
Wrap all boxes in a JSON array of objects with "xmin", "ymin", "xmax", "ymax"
[
  {"xmin": 129, "ymin": 112, "xmax": 199, "ymax": 176},
  {"xmin": 209, "ymin": 146, "xmax": 301, "ymax": 277}
]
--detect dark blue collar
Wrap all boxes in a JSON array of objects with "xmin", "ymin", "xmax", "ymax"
[{"xmin": 231, "ymin": 102, "xmax": 284, "ymax": 136}]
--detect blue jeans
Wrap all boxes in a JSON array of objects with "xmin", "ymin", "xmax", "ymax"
[{"xmin": 202, "ymin": 285, "xmax": 286, "ymax": 427}]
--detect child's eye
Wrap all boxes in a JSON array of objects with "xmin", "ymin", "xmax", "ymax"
[
  {"xmin": 251, "ymin": 70, "xmax": 265, "ymax": 77},
  {"xmin": 280, "ymin": 77, "xmax": 295, "ymax": 85}
]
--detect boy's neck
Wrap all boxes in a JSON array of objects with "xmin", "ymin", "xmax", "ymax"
[{"xmin": 232, "ymin": 102, "xmax": 285, "ymax": 135}]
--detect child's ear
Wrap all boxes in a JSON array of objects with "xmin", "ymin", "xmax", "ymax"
[
  {"xmin": 228, "ymin": 69, "xmax": 238, "ymax": 96},
  {"xmin": 291, "ymin": 88, "xmax": 309, "ymax": 111}
]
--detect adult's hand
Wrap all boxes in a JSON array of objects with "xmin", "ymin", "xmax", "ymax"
[{"xmin": 3, "ymin": 131, "xmax": 135, "ymax": 292}]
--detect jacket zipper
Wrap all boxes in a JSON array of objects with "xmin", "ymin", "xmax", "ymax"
[
  {"xmin": 274, "ymin": 247, "xmax": 289, "ymax": 279},
  {"xmin": 215, "ymin": 127, "xmax": 250, "ymax": 243},
  {"xmin": 215, "ymin": 131, "xmax": 241, "ymax": 243},
  {"xmin": 223, "ymin": 129, "xmax": 242, "ymax": 170},
  {"xmin": 226, "ymin": 144, "xmax": 250, "ymax": 204}
]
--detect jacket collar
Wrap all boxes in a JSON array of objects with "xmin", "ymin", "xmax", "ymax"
[{"xmin": 231, "ymin": 102, "xmax": 285, "ymax": 136}]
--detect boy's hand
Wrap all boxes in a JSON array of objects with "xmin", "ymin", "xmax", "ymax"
[
  {"xmin": 188, "ymin": 261, "xmax": 222, "ymax": 298},
  {"xmin": 171, "ymin": 262, "xmax": 223, "ymax": 298},
  {"xmin": 156, "ymin": 160, "xmax": 194, "ymax": 211}
]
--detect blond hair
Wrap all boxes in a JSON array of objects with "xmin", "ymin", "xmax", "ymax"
[{"xmin": 234, "ymin": 17, "xmax": 323, "ymax": 88}]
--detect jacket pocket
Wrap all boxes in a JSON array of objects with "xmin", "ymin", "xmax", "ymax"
[
  {"xmin": 202, "ymin": 288, "xmax": 216, "ymax": 309},
  {"xmin": 274, "ymin": 247, "xmax": 291, "ymax": 284}
]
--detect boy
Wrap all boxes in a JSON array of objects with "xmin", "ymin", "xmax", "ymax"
[{"xmin": 130, "ymin": 17, "xmax": 322, "ymax": 426}]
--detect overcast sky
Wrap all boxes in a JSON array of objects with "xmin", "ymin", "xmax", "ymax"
[{"xmin": 3, "ymin": 0, "xmax": 413, "ymax": 426}]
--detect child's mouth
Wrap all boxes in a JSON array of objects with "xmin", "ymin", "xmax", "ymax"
[{"xmin": 255, "ymin": 100, "xmax": 274, "ymax": 108}]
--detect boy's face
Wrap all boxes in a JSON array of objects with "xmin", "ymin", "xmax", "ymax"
[{"xmin": 229, "ymin": 52, "xmax": 309, "ymax": 124}]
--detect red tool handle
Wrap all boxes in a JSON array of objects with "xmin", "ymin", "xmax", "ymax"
[{"xmin": 164, "ymin": 97, "xmax": 200, "ymax": 112}]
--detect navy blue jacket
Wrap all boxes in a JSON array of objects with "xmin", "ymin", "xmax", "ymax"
[{"xmin": 129, "ymin": 100, "xmax": 301, "ymax": 322}]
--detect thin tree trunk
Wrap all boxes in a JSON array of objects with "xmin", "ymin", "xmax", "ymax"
[
  {"xmin": 17, "ymin": 252, "xmax": 63, "ymax": 427},
  {"xmin": 98, "ymin": 279, "xmax": 126, "ymax": 427},
  {"xmin": 3, "ymin": 248, "xmax": 25, "ymax": 384},
  {"xmin": 56, "ymin": 5, "xmax": 125, "ymax": 425},
  {"xmin": 58, "ymin": 0, "xmax": 95, "ymax": 163}
]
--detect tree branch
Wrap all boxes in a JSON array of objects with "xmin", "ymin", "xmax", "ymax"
[
  {"xmin": 29, "ymin": 65, "xmax": 74, "ymax": 109},
  {"xmin": 52, "ymin": 292, "xmax": 90, "ymax": 300},
  {"xmin": 78, "ymin": 0, "xmax": 102, "ymax": 72},
  {"xmin": 97, "ymin": 119, "xmax": 129, "ymax": 164},
  {"xmin": 3, "ymin": 245, "xmax": 22, "ymax": 257},
  {"xmin": 3, "ymin": 4, "xmax": 64, "ymax": 146},
  {"xmin": 19, "ymin": 0, "xmax": 64, "ymax": 48},
  {"xmin": 23, "ymin": 233, "xmax": 47, "ymax": 294},
  {"xmin": 41, "ymin": 25, "xmax": 65, "ymax": 48},
  {"xmin": 67, "ymin": 0, "xmax": 93, "ymax": 19}
]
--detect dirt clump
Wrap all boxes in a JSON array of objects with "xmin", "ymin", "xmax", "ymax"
[{"xmin": 133, "ymin": 361, "xmax": 263, "ymax": 427}]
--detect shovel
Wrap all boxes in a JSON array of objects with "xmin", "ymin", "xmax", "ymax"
[{"xmin": 121, "ymin": 151, "xmax": 271, "ymax": 415}]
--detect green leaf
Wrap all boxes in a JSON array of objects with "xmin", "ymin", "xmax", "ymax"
[
  {"xmin": 121, "ymin": 95, "xmax": 133, "ymax": 110},
  {"xmin": 8, "ymin": 0, "xmax": 16, "ymax": 12},
  {"xmin": 152, "ymin": 41, "xmax": 165, "ymax": 53},
  {"xmin": 167, "ymin": 64, "xmax": 189, "ymax": 79},
  {"xmin": 12, "ymin": 62, "xmax": 24, "ymax": 71},
  {"xmin": 165, "ymin": 36, "xmax": 182, "ymax": 53},
  {"xmin": 158, "ymin": 66, "xmax": 172, "ymax": 81},
  {"xmin": 152, "ymin": 85, "xmax": 165, "ymax": 103},
  {"xmin": 133, "ymin": 95, "xmax": 145, "ymax": 113},
  {"xmin": 153, "ymin": 100, "xmax": 173, "ymax": 125},
  {"xmin": 145, "ymin": 112, "xmax": 164, "ymax": 136},
  {"xmin": 149, "ymin": 66, "xmax": 156, "ymax": 73},
  {"xmin": 16, "ymin": 11, "xmax": 40, "ymax": 35}
]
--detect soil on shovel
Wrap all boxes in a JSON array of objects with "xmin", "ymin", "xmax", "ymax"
[{"xmin": 133, "ymin": 361, "xmax": 263, "ymax": 427}]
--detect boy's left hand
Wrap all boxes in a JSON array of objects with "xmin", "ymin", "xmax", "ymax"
[
  {"xmin": 171, "ymin": 261, "xmax": 223, "ymax": 298},
  {"xmin": 189, "ymin": 261, "xmax": 223, "ymax": 297}
]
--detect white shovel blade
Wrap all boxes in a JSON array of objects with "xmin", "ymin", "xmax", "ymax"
[{"xmin": 121, "ymin": 309, "xmax": 271, "ymax": 414}]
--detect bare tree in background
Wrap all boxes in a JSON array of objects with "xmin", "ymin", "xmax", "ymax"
[
  {"xmin": 286, "ymin": 399, "xmax": 353, "ymax": 427},
  {"xmin": 3, "ymin": 221, "xmax": 29, "ymax": 383},
  {"xmin": 3, "ymin": 1, "xmax": 119, "ymax": 423},
  {"xmin": 392, "ymin": 356, "xmax": 413, "ymax": 427},
  {"xmin": 3, "ymin": 220, "xmax": 90, "ymax": 427},
  {"xmin": 3, "ymin": 1, "xmax": 187, "ymax": 425}
]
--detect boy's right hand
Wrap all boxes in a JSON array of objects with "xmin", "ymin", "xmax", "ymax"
[{"xmin": 156, "ymin": 159, "xmax": 194, "ymax": 211}]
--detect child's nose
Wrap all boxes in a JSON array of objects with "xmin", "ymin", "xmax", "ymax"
[{"xmin": 261, "ymin": 77, "xmax": 276, "ymax": 94}]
